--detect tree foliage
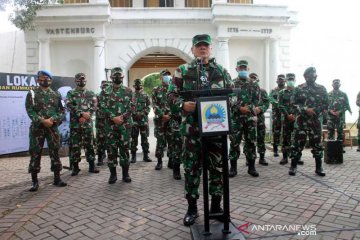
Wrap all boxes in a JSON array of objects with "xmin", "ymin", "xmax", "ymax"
[{"xmin": 143, "ymin": 73, "xmax": 161, "ymax": 97}]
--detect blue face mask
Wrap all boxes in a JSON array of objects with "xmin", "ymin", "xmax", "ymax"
[
  {"xmin": 163, "ymin": 75, "xmax": 171, "ymax": 84},
  {"xmin": 238, "ymin": 71, "xmax": 248, "ymax": 79},
  {"xmin": 287, "ymin": 81, "xmax": 295, "ymax": 87}
]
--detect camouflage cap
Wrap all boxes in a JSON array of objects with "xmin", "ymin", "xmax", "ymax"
[
  {"xmin": 303, "ymin": 67, "xmax": 316, "ymax": 77},
  {"xmin": 111, "ymin": 67, "xmax": 123, "ymax": 76},
  {"xmin": 134, "ymin": 79, "xmax": 142, "ymax": 85},
  {"xmin": 160, "ymin": 69, "xmax": 171, "ymax": 76},
  {"xmin": 37, "ymin": 70, "xmax": 52, "ymax": 79},
  {"xmin": 192, "ymin": 34, "xmax": 212, "ymax": 46},
  {"xmin": 75, "ymin": 73, "xmax": 86, "ymax": 79},
  {"xmin": 277, "ymin": 74, "xmax": 286, "ymax": 80},
  {"xmin": 333, "ymin": 79, "xmax": 340, "ymax": 84},
  {"xmin": 286, "ymin": 73, "xmax": 295, "ymax": 80},
  {"xmin": 236, "ymin": 60, "xmax": 248, "ymax": 67}
]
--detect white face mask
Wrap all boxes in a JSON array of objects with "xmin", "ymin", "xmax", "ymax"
[{"xmin": 163, "ymin": 75, "xmax": 172, "ymax": 84}]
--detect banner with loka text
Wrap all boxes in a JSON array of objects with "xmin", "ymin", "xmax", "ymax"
[{"xmin": 0, "ymin": 72, "xmax": 75, "ymax": 155}]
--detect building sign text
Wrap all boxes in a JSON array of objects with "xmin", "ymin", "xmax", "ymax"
[{"xmin": 46, "ymin": 27, "xmax": 95, "ymax": 35}]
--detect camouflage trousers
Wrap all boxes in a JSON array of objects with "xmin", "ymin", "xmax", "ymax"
[
  {"xmin": 69, "ymin": 127, "xmax": 95, "ymax": 164},
  {"xmin": 272, "ymin": 112, "xmax": 282, "ymax": 146},
  {"xmin": 168, "ymin": 117, "xmax": 182, "ymax": 165},
  {"xmin": 130, "ymin": 124, "xmax": 150, "ymax": 154},
  {"xmin": 183, "ymin": 135, "xmax": 223, "ymax": 199},
  {"xmin": 291, "ymin": 116, "xmax": 323, "ymax": 160},
  {"xmin": 154, "ymin": 119, "xmax": 171, "ymax": 159},
  {"xmin": 229, "ymin": 117, "xmax": 257, "ymax": 162},
  {"xmin": 28, "ymin": 124, "xmax": 62, "ymax": 173},
  {"xmin": 282, "ymin": 118, "xmax": 295, "ymax": 155},
  {"xmin": 327, "ymin": 117, "xmax": 344, "ymax": 141},
  {"xmin": 256, "ymin": 114, "xmax": 266, "ymax": 154},
  {"xmin": 107, "ymin": 127, "xmax": 131, "ymax": 168},
  {"xmin": 96, "ymin": 119, "xmax": 107, "ymax": 156}
]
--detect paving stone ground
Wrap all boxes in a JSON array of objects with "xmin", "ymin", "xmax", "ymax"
[{"xmin": 1, "ymin": 127, "xmax": 360, "ymax": 240}]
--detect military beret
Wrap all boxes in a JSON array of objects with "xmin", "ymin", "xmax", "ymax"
[
  {"xmin": 134, "ymin": 79, "xmax": 142, "ymax": 85},
  {"xmin": 192, "ymin": 34, "xmax": 212, "ymax": 46},
  {"xmin": 75, "ymin": 73, "xmax": 86, "ymax": 79},
  {"xmin": 333, "ymin": 79, "xmax": 341, "ymax": 84},
  {"xmin": 277, "ymin": 74, "xmax": 286, "ymax": 80},
  {"xmin": 303, "ymin": 67, "xmax": 316, "ymax": 76},
  {"xmin": 160, "ymin": 69, "xmax": 171, "ymax": 76},
  {"xmin": 37, "ymin": 70, "xmax": 52, "ymax": 79},
  {"xmin": 111, "ymin": 67, "xmax": 123, "ymax": 76},
  {"xmin": 236, "ymin": 60, "xmax": 248, "ymax": 67},
  {"xmin": 286, "ymin": 73, "xmax": 295, "ymax": 80}
]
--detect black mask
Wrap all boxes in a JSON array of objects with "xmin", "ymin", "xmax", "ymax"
[
  {"xmin": 278, "ymin": 82, "xmax": 285, "ymax": 87},
  {"xmin": 306, "ymin": 76, "xmax": 316, "ymax": 85},
  {"xmin": 135, "ymin": 85, "xmax": 141, "ymax": 90},
  {"xmin": 39, "ymin": 79, "xmax": 50, "ymax": 87},
  {"xmin": 113, "ymin": 76, "xmax": 122, "ymax": 84},
  {"xmin": 76, "ymin": 80, "xmax": 86, "ymax": 87}
]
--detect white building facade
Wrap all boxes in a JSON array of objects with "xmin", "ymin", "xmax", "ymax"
[{"xmin": 24, "ymin": 0, "xmax": 297, "ymax": 92}]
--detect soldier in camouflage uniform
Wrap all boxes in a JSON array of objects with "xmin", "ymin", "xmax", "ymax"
[
  {"xmin": 249, "ymin": 73, "xmax": 270, "ymax": 166},
  {"xmin": 152, "ymin": 69, "xmax": 172, "ymax": 170},
  {"xmin": 25, "ymin": 70, "xmax": 67, "ymax": 191},
  {"xmin": 327, "ymin": 79, "xmax": 351, "ymax": 146},
  {"xmin": 289, "ymin": 67, "xmax": 328, "ymax": 176},
  {"xmin": 357, "ymin": 91, "xmax": 360, "ymax": 152},
  {"xmin": 229, "ymin": 60, "xmax": 261, "ymax": 178},
  {"xmin": 167, "ymin": 80, "xmax": 182, "ymax": 180},
  {"xmin": 96, "ymin": 80, "xmax": 111, "ymax": 166},
  {"xmin": 99, "ymin": 67, "xmax": 133, "ymax": 184},
  {"xmin": 66, "ymin": 73, "xmax": 99, "ymax": 176},
  {"xmin": 270, "ymin": 74, "xmax": 286, "ymax": 157},
  {"xmin": 168, "ymin": 34, "xmax": 233, "ymax": 226},
  {"xmin": 130, "ymin": 79, "xmax": 152, "ymax": 163},
  {"xmin": 277, "ymin": 73, "xmax": 297, "ymax": 165}
]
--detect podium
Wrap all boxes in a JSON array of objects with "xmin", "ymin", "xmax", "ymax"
[{"xmin": 180, "ymin": 89, "xmax": 245, "ymax": 240}]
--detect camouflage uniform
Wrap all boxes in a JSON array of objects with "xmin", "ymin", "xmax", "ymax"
[
  {"xmin": 66, "ymin": 87, "xmax": 97, "ymax": 166},
  {"xmin": 270, "ymin": 75, "xmax": 286, "ymax": 156},
  {"xmin": 327, "ymin": 80, "xmax": 351, "ymax": 141},
  {"xmin": 152, "ymin": 82, "xmax": 171, "ymax": 163},
  {"xmin": 168, "ymin": 58, "xmax": 233, "ymax": 200},
  {"xmin": 289, "ymin": 67, "xmax": 328, "ymax": 176},
  {"xmin": 26, "ymin": 87, "xmax": 65, "ymax": 173},
  {"xmin": 99, "ymin": 67, "xmax": 134, "ymax": 183},
  {"xmin": 131, "ymin": 84, "xmax": 151, "ymax": 160},
  {"xmin": 256, "ymin": 88, "xmax": 270, "ymax": 157},
  {"xmin": 357, "ymin": 91, "xmax": 360, "ymax": 151}
]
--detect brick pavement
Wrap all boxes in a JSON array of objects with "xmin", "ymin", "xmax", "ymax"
[{"xmin": 1, "ymin": 133, "xmax": 360, "ymax": 239}]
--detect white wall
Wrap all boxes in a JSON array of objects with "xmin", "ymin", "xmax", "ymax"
[{"xmin": 0, "ymin": 31, "xmax": 26, "ymax": 74}]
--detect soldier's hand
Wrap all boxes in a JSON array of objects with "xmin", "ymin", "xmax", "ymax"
[
  {"xmin": 82, "ymin": 112, "xmax": 91, "ymax": 120},
  {"xmin": 112, "ymin": 115, "xmax": 124, "ymax": 125},
  {"xmin": 287, "ymin": 114, "xmax": 296, "ymax": 122},
  {"xmin": 255, "ymin": 107, "xmax": 262, "ymax": 115},
  {"xmin": 162, "ymin": 114, "xmax": 170, "ymax": 122},
  {"xmin": 42, "ymin": 118, "xmax": 53, "ymax": 128},
  {"xmin": 183, "ymin": 101, "xmax": 196, "ymax": 113},
  {"xmin": 305, "ymin": 108, "xmax": 316, "ymax": 117},
  {"xmin": 79, "ymin": 117, "xmax": 87, "ymax": 124},
  {"xmin": 239, "ymin": 106, "xmax": 250, "ymax": 114}
]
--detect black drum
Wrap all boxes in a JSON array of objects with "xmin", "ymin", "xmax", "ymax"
[{"xmin": 324, "ymin": 140, "xmax": 343, "ymax": 164}]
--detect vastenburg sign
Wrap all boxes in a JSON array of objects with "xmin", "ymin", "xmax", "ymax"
[{"xmin": 46, "ymin": 27, "xmax": 95, "ymax": 35}]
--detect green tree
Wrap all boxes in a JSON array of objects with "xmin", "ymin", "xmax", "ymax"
[{"xmin": 143, "ymin": 73, "xmax": 161, "ymax": 97}]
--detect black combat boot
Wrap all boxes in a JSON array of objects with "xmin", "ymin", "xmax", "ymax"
[
  {"xmin": 210, "ymin": 195, "xmax": 224, "ymax": 222},
  {"xmin": 97, "ymin": 152, "xmax": 105, "ymax": 166},
  {"xmin": 53, "ymin": 170, "xmax": 67, "ymax": 187},
  {"xmin": 89, "ymin": 161, "xmax": 100, "ymax": 173},
  {"xmin": 247, "ymin": 159, "xmax": 259, "ymax": 177},
  {"xmin": 315, "ymin": 158, "xmax": 326, "ymax": 177},
  {"xmin": 297, "ymin": 158, "xmax": 304, "ymax": 165},
  {"xmin": 288, "ymin": 158, "xmax": 298, "ymax": 176},
  {"xmin": 280, "ymin": 152, "xmax": 288, "ymax": 165},
  {"xmin": 259, "ymin": 153, "xmax": 268, "ymax": 166},
  {"xmin": 167, "ymin": 157, "xmax": 173, "ymax": 169},
  {"xmin": 71, "ymin": 162, "xmax": 81, "ymax": 176},
  {"xmin": 122, "ymin": 165, "xmax": 132, "ymax": 183},
  {"xmin": 173, "ymin": 162, "xmax": 181, "ymax": 180},
  {"xmin": 108, "ymin": 167, "xmax": 117, "ymax": 184},
  {"xmin": 29, "ymin": 173, "xmax": 39, "ymax": 192},
  {"xmin": 131, "ymin": 152, "xmax": 136, "ymax": 163},
  {"xmin": 273, "ymin": 145, "xmax": 279, "ymax": 157},
  {"xmin": 357, "ymin": 144, "xmax": 360, "ymax": 152},
  {"xmin": 229, "ymin": 160, "xmax": 237, "ymax": 178},
  {"xmin": 183, "ymin": 197, "xmax": 198, "ymax": 226},
  {"xmin": 143, "ymin": 152, "xmax": 153, "ymax": 162},
  {"xmin": 155, "ymin": 158, "xmax": 162, "ymax": 170}
]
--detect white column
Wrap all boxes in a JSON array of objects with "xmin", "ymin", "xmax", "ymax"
[
  {"xmin": 38, "ymin": 39, "xmax": 51, "ymax": 71},
  {"xmin": 133, "ymin": 0, "xmax": 144, "ymax": 7},
  {"xmin": 264, "ymin": 38, "xmax": 270, "ymax": 93},
  {"xmin": 212, "ymin": 0, "xmax": 227, "ymax": 4},
  {"xmin": 174, "ymin": 0, "xmax": 185, "ymax": 7},
  {"xmin": 89, "ymin": 0, "xmax": 108, "ymax": 4},
  {"xmin": 269, "ymin": 38, "xmax": 279, "ymax": 91},
  {"xmin": 93, "ymin": 38, "xmax": 106, "ymax": 91},
  {"xmin": 216, "ymin": 37, "xmax": 230, "ymax": 71}
]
